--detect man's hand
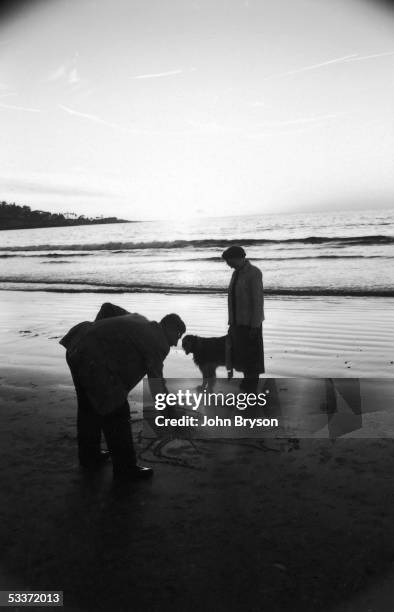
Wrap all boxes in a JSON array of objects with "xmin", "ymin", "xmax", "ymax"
[{"xmin": 147, "ymin": 371, "xmax": 168, "ymax": 399}]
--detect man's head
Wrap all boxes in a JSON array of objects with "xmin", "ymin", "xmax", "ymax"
[
  {"xmin": 160, "ymin": 313, "xmax": 186, "ymax": 346},
  {"xmin": 221, "ymin": 245, "xmax": 246, "ymax": 270}
]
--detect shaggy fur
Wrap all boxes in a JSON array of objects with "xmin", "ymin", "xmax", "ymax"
[{"xmin": 182, "ymin": 334, "xmax": 227, "ymax": 388}]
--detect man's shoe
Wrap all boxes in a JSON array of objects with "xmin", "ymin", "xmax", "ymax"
[
  {"xmin": 113, "ymin": 465, "xmax": 154, "ymax": 482},
  {"xmin": 79, "ymin": 450, "xmax": 111, "ymax": 469}
]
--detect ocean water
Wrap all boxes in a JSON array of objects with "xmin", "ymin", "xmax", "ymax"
[{"xmin": 0, "ymin": 208, "xmax": 393, "ymax": 296}]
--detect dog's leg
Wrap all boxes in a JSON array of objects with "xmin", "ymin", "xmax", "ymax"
[
  {"xmin": 198, "ymin": 366, "xmax": 209, "ymax": 392},
  {"xmin": 205, "ymin": 364, "xmax": 217, "ymax": 391}
]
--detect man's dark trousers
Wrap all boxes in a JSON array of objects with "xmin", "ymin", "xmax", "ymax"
[{"xmin": 67, "ymin": 356, "xmax": 137, "ymax": 474}]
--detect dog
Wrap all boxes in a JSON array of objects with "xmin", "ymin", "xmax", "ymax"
[{"xmin": 182, "ymin": 334, "xmax": 232, "ymax": 389}]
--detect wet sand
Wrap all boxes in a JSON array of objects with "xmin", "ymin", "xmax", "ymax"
[
  {"xmin": 1, "ymin": 290, "xmax": 394, "ymax": 610},
  {"xmin": 2, "ymin": 290, "xmax": 394, "ymax": 377}
]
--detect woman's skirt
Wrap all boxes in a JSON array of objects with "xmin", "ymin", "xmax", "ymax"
[{"xmin": 229, "ymin": 324, "xmax": 265, "ymax": 373}]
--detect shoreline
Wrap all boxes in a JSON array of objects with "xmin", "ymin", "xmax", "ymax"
[{"xmin": 1, "ymin": 286, "xmax": 394, "ymax": 297}]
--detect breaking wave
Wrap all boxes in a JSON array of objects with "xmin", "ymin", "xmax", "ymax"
[{"xmin": 1, "ymin": 234, "xmax": 394, "ymax": 253}]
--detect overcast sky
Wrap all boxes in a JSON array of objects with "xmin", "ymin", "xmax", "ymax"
[{"xmin": 0, "ymin": 0, "xmax": 394, "ymax": 219}]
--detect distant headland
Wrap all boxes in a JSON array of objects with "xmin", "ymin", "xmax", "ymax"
[{"xmin": 0, "ymin": 201, "xmax": 132, "ymax": 230}]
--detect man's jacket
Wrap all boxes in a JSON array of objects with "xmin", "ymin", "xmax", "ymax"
[
  {"xmin": 60, "ymin": 313, "xmax": 170, "ymax": 415},
  {"xmin": 228, "ymin": 260, "xmax": 264, "ymax": 327}
]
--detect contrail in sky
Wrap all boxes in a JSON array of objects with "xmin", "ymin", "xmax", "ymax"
[
  {"xmin": 264, "ymin": 54, "xmax": 359, "ymax": 80},
  {"xmin": 133, "ymin": 70, "xmax": 183, "ymax": 79},
  {"xmin": 264, "ymin": 50, "xmax": 394, "ymax": 80},
  {"xmin": 346, "ymin": 49, "xmax": 394, "ymax": 62},
  {"xmin": 59, "ymin": 104, "xmax": 117, "ymax": 128}
]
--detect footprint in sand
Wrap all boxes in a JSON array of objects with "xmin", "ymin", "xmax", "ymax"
[{"xmin": 19, "ymin": 330, "xmax": 39, "ymax": 337}]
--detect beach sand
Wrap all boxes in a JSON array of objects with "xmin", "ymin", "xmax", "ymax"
[{"xmin": 1, "ymin": 290, "xmax": 394, "ymax": 610}]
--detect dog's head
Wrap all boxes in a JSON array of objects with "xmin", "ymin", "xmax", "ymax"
[{"xmin": 182, "ymin": 334, "xmax": 198, "ymax": 355}]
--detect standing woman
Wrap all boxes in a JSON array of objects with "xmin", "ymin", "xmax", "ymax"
[{"xmin": 222, "ymin": 245, "xmax": 265, "ymax": 392}]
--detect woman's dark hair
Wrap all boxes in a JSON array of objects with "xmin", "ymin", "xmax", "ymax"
[{"xmin": 222, "ymin": 245, "xmax": 246, "ymax": 260}]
